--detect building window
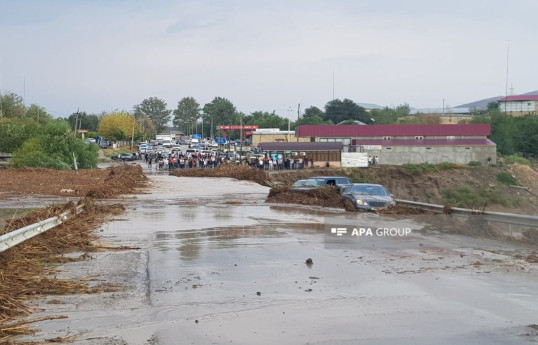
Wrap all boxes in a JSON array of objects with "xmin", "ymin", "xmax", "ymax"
[
  {"xmin": 426, "ymin": 147, "xmax": 431, "ymax": 150},
  {"xmin": 383, "ymin": 136, "xmax": 392, "ymax": 141},
  {"xmin": 415, "ymin": 136, "xmax": 424, "ymax": 140},
  {"xmin": 385, "ymin": 147, "xmax": 391, "ymax": 150}
]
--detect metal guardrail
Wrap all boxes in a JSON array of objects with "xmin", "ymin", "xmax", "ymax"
[
  {"xmin": 0, "ymin": 205, "xmax": 84, "ymax": 253},
  {"xmin": 395, "ymin": 199, "xmax": 538, "ymax": 228}
]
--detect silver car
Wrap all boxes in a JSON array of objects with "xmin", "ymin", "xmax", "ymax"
[{"xmin": 341, "ymin": 183, "xmax": 395, "ymax": 211}]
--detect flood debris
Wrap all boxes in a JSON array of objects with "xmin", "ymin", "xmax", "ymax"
[
  {"xmin": 267, "ymin": 186, "xmax": 345, "ymax": 208},
  {"xmin": 0, "ymin": 165, "xmax": 148, "ymax": 341},
  {"xmin": 170, "ymin": 165, "xmax": 270, "ymax": 186},
  {"xmin": 0, "ymin": 165, "xmax": 148, "ymax": 199}
]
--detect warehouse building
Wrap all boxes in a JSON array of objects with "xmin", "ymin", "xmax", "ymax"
[
  {"xmin": 294, "ymin": 124, "xmax": 496, "ymax": 165},
  {"xmin": 498, "ymin": 95, "xmax": 538, "ymax": 116}
]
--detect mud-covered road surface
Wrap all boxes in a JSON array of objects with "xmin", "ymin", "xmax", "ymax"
[{"xmin": 14, "ymin": 166, "xmax": 538, "ymax": 344}]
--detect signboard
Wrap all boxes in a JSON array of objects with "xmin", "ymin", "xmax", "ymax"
[
  {"xmin": 217, "ymin": 125, "xmax": 259, "ymax": 130},
  {"xmin": 341, "ymin": 152, "xmax": 369, "ymax": 168},
  {"xmin": 192, "ymin": 134, "xmax": 202, "ymax": 139},
  {"xmin": 361, "ymin": 145, "xmax": 382, "ymax": 150},
  {"xmin": 215, "ymin": 137, "xmax": 227, "ymax": 144}
]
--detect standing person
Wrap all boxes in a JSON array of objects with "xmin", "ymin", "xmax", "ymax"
[
  {"xmin": 372, "ymin": 156, "xmax": 376, "ymax": 166},
  {"xmin": 375, "ymin": 155, "xmax": 380, "ymax": 166},
  {"xmin": 487, "ymin": 157, "xmax": 492, "ymax": 166},
  {"xmin": 310, "ymin": 158, "xmax": 314, "ymax": 168}
]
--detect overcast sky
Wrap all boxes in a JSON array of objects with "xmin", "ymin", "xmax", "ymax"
[{"xmin": 1, "ymin": 0, "xmax": 537, "ymax": 119}]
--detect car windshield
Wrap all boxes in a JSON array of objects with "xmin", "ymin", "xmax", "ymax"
[
  {"xmin": 303, "ymin": 179, "xmax": 325, "ymax": 187},
  {"xmin": 293, "ymin": 180, "xmax": 307, "ymax": 187},
  {"xmin": 349, "ymin": 185, "xmax": 388, "ymax": 196}
]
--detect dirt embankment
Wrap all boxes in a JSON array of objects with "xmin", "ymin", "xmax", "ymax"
[{"xmin": 266, "ymin": 164, "xmax": 538, "ymax": 215}]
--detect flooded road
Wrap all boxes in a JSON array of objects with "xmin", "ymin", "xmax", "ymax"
[{"xmin": 19, "ymin": 170, "xmax": 538, "ymax": 344}]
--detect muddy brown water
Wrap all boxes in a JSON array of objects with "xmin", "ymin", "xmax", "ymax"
[{"xmin": 11, "ymin": 169, "xmax": 538, "ymax": 345}]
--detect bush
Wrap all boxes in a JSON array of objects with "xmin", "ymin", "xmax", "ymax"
[
  {"xmin": 496, "ymin": 173, "xmax": 518, "ymax": 186},
  {"xmin": 468, "ymin": 161, "xmax": 481, "ymax": 166},
  {"xmin": 503, "ymin": 155, "xmax": 530, "ymax": 165},
  {"xmin": 402, "ymin": 163, "xmax": 438, "ymax": 175},
  {"xmin": 442, "ymin": 187, "xmax": 508, "ymax": 208},
  {"xmin": 11, "ymin": 120, "xmax": 98, "ymax": 169},
  {"xmin": 437, "ymin": 162, "xmax": 456, "ymax": 170}
]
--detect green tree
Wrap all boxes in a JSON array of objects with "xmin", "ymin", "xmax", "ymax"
[
  {"xmin": 25, "ymin": 104, "xmax": 52, "ymax": 124},
  {"xmin": 202, "ymin": 97, "xmax": 238, "ymax": 136},
  {"xmin": 173, "ymin": 97, "xmax": 201, "ymax": 136},
  {"xmin": 11, "ymin": 120, "xmax": 98, "ymax": 169},
  {"xmin": 98, "ymin": 112, "xmax": 137, "ymax": 140},
  {"xmin": 243, "ymin": 111, "xmax": 288, "ymax": 130},
  {"xmin": 133, "ymin": 97, "xmax": 171, "ymax": 133},
  {"xmin": 514, "ymin": 115, "xmax": 538, "ymax": 154},
  {"xmin": 67, "ymin": 112, "xmax": 100, "ymax": 132},
  {"xmin": 0, "ymin": 92, "xmax": 25, "ymax": 118},
  {"xmin": 324, "ymin": 99, "xmax": 372, "ymax": 124},
  {"xmin": 303, "ymin": 106, "xmax": 325, "ymax": 119},
  {"xmin": 370, "ymin": 104, "xmax": 410, "ymax": 124},
  {"xmin": 0, "ymin": 117, "xmax": 41, "ymax": 152}
]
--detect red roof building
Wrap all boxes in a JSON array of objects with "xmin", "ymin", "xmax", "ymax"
[
  {"xmin": 294, "ymin": 124, "xmax": 496, "ymax": 165},
  {"xmin": 498, "ymin": 95, "xmax": 538, "ymax": 115},
  {"xmin": 295, "ymin": 124, "xmax": 491, "ymax": 138}
]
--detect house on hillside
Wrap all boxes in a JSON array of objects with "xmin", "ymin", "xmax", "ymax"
[
  {"xmin": 294, "ymin": 124, "xmax": 496, "ymax": 165},
  {"xmin": 498, "ymin": 95, "xmax": 538, "ymax": 116}
]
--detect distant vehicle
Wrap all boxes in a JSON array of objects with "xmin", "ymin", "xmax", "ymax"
[
  {"xmin": 99, "ymin": 139, "xmax": 109, "ymax": 149},
  {"xmin": 341, "ymin": 183, "xmax": 395, "ymax": 211},
  {"xmin": 111, "ymin": 153, "xmax": 136, "ymax": 161},
  {"xmin": 290, "ymin": 176, "xmax": 352, "ymax": 192},
  {"xmin": 185, "ymin": 148, "xmax": 198, "ymax": 156},
  {"xmin": 292, "ymin": 179, "xmax": 308, "ymax": 188}
]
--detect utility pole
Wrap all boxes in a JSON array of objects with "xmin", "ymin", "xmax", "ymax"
[{"xmin": 297, "ymin": 103, "xmax": 300, "ymax": 121}]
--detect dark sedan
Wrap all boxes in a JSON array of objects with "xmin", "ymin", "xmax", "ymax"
[
  {"xmin": 341, "ymin": 183, "xmax": 395, "ymax": 211},
  {"xmin": 111, "ymin": 153, "xmax": 136, "ymax": 161}
]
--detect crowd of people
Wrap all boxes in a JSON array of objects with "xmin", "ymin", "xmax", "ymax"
[{"xmin": 142, "ymin": 151, "xmax": 316, "ymax": 170}]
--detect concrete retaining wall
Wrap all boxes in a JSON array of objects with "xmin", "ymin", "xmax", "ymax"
[{"xmin": 362, "ymin": 146, "xmax": 497, "ymax": 165}]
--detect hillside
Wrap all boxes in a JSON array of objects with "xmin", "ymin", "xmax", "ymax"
[{"xmin": 268, "ymin": 163, "xmax": 538, "ymax": 215}]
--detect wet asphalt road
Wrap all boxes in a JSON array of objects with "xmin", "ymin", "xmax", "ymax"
[{"xmin": 14, "ymin": 165, "xmax": 538, "ymax": 344}]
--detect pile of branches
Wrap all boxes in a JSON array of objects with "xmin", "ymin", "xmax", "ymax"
[
  {"xmin": 170, "ymin": 165, "xmax": 270, "ymax": 186},
  {"xmin": 86, "ymin": 165, "xmax": 148, "ymax": 198},
  {"xmin": 0, "ymin": 198, "xmax": 125, "ymax": 339},
  {"xmin": 267, "ymin": 186, "xmax": 345, "ymax": 208}
]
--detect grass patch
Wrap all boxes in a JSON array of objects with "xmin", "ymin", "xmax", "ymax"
[
  {"xmin": 102, "ymin": 147, "xmax": 132, "ymax": 157},
  {"xmin": 402, "ymin": 163, "xmax": 438, "ymax": 175},
  {"xmin": 340, "ymin": 168, "xmax": 370, "ymax": 183},
  {"xmin": 496, "ymin": 172, "xmax": 518, "ymax": 186},
  {"xmin": 468, "ymin": 161, "xmax": 481, "ymax": 166},
  {"xmin": 442, "ymin": 187, "xmax": 509, "ymax": 208},
  {"xmin": 503, "ymin": 155, "xmax": 530, "ymax": 165}
]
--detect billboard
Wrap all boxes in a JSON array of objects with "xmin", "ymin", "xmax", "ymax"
[
  {"xmin": 192, "ymin": 134, "xmax": 202, "ymax": 139},
  {"xmin": 341, "ymin": 152, "xmax": 369, "ymax": 168}
]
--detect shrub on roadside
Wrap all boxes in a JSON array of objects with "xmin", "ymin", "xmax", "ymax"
[
  {"xmin": 496, "ymin": 172, "xmax": 518, "ymax": 186},
  {"xmin": 441, "ymin": 187, "xmax": 508, "ymax": 208},
  {"xmin": 468, "ymin": 161, "xmax": 482, "ymax": 166},
  {"xmin": 503, "ymin": 155, "xmax": 530, "ymax": 165}
]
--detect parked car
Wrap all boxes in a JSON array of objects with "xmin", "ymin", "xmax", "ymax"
[
  {"xmin": 292, "ymin": 179, "xmax": 308, "ymax": 188},
  {"xmin": 111, "ymin": 153, "xmax": 136, "ymax": 161},
  {"xmin": 341, "ymin": 183, "xmax": 395, "ymax": 211},
  {"xmin": 291, "ymin": 176, "xmax": 352, "ymax": 192}
]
